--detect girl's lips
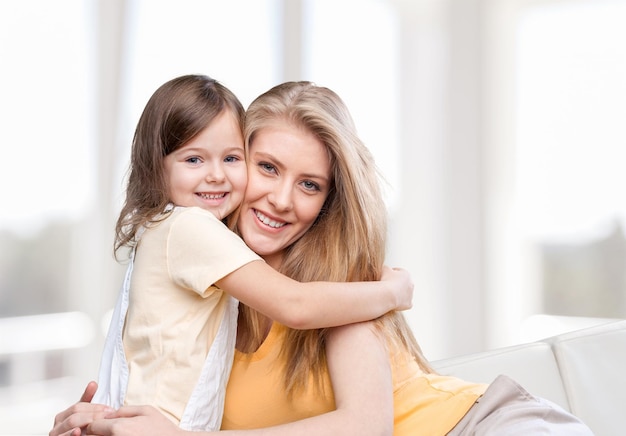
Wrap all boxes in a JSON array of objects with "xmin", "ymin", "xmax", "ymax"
[{"xmin": 253, "ymin": 209, "xmax": 287, "ymax": 229}]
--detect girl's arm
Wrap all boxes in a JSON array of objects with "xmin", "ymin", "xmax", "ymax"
[
  {"xmin": 216, "ymin": 261, "xmax": 412, "ymax": 329},
  {"xmin": 170, "ymin": 210, "xmax": 412, "ymax": 329},
  {"xmin": 88, "ymin": 322, "xmax": 393, "ymax": 436}
]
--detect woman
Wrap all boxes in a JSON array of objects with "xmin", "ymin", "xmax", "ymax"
[
  {"xmin": 90, "ymin": 74, "xmax": 411, "ymax": 431},
  {"xmin": 51, "ymin": 82, "xmax": 592, "ymax": 435}
]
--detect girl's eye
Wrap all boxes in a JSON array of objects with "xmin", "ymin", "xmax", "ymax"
[
  {"xmin": 302, "ymin": 180, "xmax": 321, "ymax": 192},
  {"xmin": 224, "ymin": 155, "xmax": 241, "ymax": 163},
  {"xmin": 186, "ymin": 156, "xmax": 201, "ymax": 164}
]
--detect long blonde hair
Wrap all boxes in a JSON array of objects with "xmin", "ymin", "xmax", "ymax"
[{"xmin": 234, "ymin": 81, "xmax": 433, "ymax": 395}]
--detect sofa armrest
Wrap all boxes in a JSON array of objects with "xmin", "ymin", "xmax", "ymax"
[{"xmin": 550, "ymin": 319, "xmax": 626, "ymax": 436}]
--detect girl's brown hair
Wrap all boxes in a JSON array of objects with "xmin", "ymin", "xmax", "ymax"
[
  {"xmin": 114, "ymin": 74, "xmax": 244, "ymax": 259},
  {"xmin": 235, "ymin": 81, "xmax": 433, "ymax": 395}
]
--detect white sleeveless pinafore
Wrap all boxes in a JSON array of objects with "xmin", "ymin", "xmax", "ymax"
[{"xmin": 92, "ymin": 249, "xmax": 238, "ymax": 431}]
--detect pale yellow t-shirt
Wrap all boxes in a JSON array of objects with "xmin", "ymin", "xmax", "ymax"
[
  {"xmin": 222, "ymin": 323, "xmax": 488, "ymax": 435},
  {"xmin": 123, "ymin": 207, "xmax": 261, "ymax": 425}
]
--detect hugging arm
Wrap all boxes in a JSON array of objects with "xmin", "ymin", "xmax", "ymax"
[
  {"xmin": 217, "ymin": 260, "xmax": 413, "ymax": 329},
  {"xmin": 88, "ymin": 321, "xmax": 394, "ymax": 436}
]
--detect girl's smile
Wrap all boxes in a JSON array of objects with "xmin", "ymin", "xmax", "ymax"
[{"xmin": 163, "ymin": 110, "xmax": 247, "ymax": 220}]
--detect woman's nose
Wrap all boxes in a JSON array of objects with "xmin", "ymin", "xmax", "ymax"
[{"xmin": 268, "ymin": 183, "xmax": 293, "ymax": 211}]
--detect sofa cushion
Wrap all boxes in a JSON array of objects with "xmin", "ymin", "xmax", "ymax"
[{"xmin": 432, "ymin": 341, "xmax": 570, "ymax": 411}]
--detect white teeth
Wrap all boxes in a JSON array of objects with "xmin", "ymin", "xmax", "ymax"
[
  {"xmin": 255, "ymin": 210, "xmax": 286, "ymax": 228},
  {"xmin": 199, "ymin": 193, "xmax": 226, "ymax": 200}
]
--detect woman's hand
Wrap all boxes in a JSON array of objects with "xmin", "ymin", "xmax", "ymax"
[
  {"xmin": 381, "ymin": 266, "xmax": 414, "ymax": 311},
  {"xmin": 86, "ymin": 406, "xmax": 186, "ymax": 436},
  {"xmin": 49, "ymin": 381, "xmax": 114, "ymax": 436}
]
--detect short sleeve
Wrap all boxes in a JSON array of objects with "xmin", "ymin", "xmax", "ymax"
[{"xmin": 166, "ymin": 208, "xmax": 262, "ymax": 297}]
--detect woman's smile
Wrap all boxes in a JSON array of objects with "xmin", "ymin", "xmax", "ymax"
[
  {"xmin": 253, "ymin": 209, "xmax": 288, "ymax": 229},
  {"xmin": 237, "ymin": 122, "xmax": 331, "ymax": 266}
]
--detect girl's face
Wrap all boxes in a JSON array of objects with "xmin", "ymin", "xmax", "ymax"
[
  {"xmin": 163, "ymin": 110, "xmax": 247, "ymax": 220},
  {"xmin": 237, "ymin": 122, "xmax": 332, "ymax": 268}
]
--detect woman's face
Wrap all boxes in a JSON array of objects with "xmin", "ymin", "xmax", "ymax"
[{"xmin": 237, "ymin": 121, "xmax": 331, "ymax": 268}]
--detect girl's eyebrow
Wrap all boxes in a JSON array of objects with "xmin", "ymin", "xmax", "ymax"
[
  {"xmin": 178, "ymin": 145, "xmax": 244, "ymax": 154},
  {"xmin": 224, "ymin": 145, "xmax": 245, "ymax": 153}
]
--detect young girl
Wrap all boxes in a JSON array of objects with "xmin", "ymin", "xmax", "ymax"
[{"xmin": 91, "ymin": 75, "xmax": 413, "ymax": 431}]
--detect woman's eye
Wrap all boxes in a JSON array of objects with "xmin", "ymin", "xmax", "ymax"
[
  {"xmin": 259, "ymin": 162, "xmax": 276, "ymax": 173},
  {"xmin": 302, "ymin": 180, "xmax": 320, "ymax": 192}
]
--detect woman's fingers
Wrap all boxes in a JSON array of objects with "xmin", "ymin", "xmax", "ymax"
[
  {"xmin": 87, "ymin": 406, "xmax": 180, "ymax": 436},
  {"xmin": 50, "ymin": 403, "xmax": 113, "ymax": 436},
  {"xmin": 79, "ymin": 381, "xmax": 99, "ymax": 402}
]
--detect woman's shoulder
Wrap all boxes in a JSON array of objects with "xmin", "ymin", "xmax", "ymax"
[
  {"xmin": 329, "ymin": 320, "xmax": 379, "ymax": 335},
  {"xmin": 326, "ymin": 321, "xmax": 385, "ymax": 351}
]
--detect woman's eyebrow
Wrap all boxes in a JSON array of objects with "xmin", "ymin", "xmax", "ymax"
[
  {"xmin": 301, "ymin": 171, "xmax": 329, "ymax": 183},
  {"xmin": 252, "ymin": 151, "xmax": 285, "ymax": 168},
  {"xmin": 252, "ymin": 151, "xmax": 329, "ymax": 182}
]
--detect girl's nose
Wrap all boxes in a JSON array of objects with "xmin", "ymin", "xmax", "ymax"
[{"xmin": 205, "ymin": 162, "xmax": 225, "ymax": 183}]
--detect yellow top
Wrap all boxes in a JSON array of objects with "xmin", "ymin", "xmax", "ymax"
[{"xmin": 222, "ymin": 323, "xmax": 488, "ymax": 435}]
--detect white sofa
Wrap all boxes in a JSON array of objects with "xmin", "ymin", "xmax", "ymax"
[{"xmin": 431, "ymin": 319, "xmax": 626, "ymax": 436}]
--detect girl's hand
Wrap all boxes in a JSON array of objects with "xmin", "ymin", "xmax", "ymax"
[
  {"xmin": 49, "ymin": 381, "xmax": 114, "ymax": 436},
  {"xmin": 86, "ymin": 406, "xmax": 185, "ymax": 436},
  {"xmin": 381, "ymin": 266, "xmax": 414, "ymax": 311}
]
